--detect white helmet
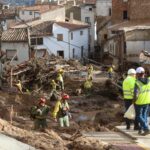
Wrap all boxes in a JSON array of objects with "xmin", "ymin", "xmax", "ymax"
[
  {"xmin": 136, "ymin": 67, "xmax": 145, "ymax": 74},
  {"xmin": 127, "ymin": 68, "xmax": 136, "ymax": 75}
]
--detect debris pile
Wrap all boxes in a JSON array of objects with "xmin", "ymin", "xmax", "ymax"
[
  {"xmin": 2, "ymin": 55, "xmax": 85, "ymax": 93},
  {"xmin": 0, "ymin": 118, "xmax": 65, "ymax": 150}
]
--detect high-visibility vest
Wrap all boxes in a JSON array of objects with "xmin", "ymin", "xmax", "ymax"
[
  {"xmin": 122, "ymin": 76, "xmax": 136, "ymax": 99},
  {"xmin": 51, "ymin": 82, "xmax": 57, "ymax": 90},
  {"xmin": 135, "ymin": 78, "xmax": 150, "ymax": 105},
  {"xmin": 84, "ymin": 80, "xmax": 92, "ymax": 89},
  {"xmin": 57, "ymin": 74, "xmax": 63, "ymax": 82},
  {"xmin": 108, "ymin": 67, "xmax": 113, "ymax": 73}
]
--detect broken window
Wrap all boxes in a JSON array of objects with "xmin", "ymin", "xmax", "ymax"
[
  {"xmin": 6, "ymin": 49, "xmax": 17, "ymax": 60},
  {"xmin": 57, "ymin": 34, "xmax": 63, "ymax": 41},
  {"xmin": 123, "ymin": 10, "xmax": 128, "ymax": 20}
]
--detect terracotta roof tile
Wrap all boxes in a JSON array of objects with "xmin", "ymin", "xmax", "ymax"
[
  {"xmin": 2, "ymin": 21, "xmax": 53, "ymax": 42},
  {"xmin": 2, "ymin": 28, "xmax": 28, "ymax": 42}
]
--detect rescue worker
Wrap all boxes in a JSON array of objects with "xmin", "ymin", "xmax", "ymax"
[
  {"xmin": 58, "ymin": 68, "xmax": 64, "ymax": 75},
  {"xmin": 123, "ymin": 68, "xmax": 138, "ymax": 130},
  {"xmin": 16, "ymin": 80, "xmax": 23, "ymax": 93},
  {"xmin": 108, "ymin": 65, "xmax": 114, "ymax": 79},
  {"xmin": 134, "ymin": 67, "xmax": 150, "ymax": 135},
  {"xmin": 31, "ymin": 98, "xmax": 50, "ymax": 131},
  {"xmin": 52, "ymin": 94, "xmax": 70, "ymax": 127},
  {"xmin": 56, "ymin": 73, "xmax": 64, "ymax": 91},
  {"xmin": 84, "ymin": 78, "xmax": 93, "ymax": 94},
  {"xmin": 87, "ymin": 64, "xmax": 93, "ymax": 80},
  {"xmin": 49, "ymin": 80, "xmax": 59, "ymax": 100}
]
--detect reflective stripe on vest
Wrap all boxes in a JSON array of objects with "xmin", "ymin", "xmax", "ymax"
[{"xmin": 135, "ymin": 78, "xmax": 150, "ymax": 105}]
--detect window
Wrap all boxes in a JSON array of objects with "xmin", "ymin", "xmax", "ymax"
[
  {"xmin": 57, "ymin": 51, "xmax": 64, "ymax": 58},
  {"xmin": 123, "ymin": 10, "xmax": 128, "ymax": 20},
  {"xmin": 31, "ymin": 38, "xmax": 43, "ymax": 45},
  {"xmin": 29, "ymin": 11, "xmax": 32, "ymax": 15},
  {"xmin": 104, "ymin": 34, "xmax": 107, "ymax": 40},
  {"xmin": 81, "ymin": 46, "xmax": 84, "ymax": 58},
  {"xmin": 31, "ymin": 38, "xmax": 36, "ymax": 45},
  {"xmin": 37, "ymin": 38, "xmax": 43, "ymax": 45},
  {"xmin": 71, "ymin": 32, "xmax": 73, "ymax": 40},
  {"xmin": 80, "ymin": 31, "xmax": 83, "ymax": 35},
  {"xmin": 109, "ymin": 8, "xmax": 111, "ymax": 16},
  {"xmin": 6, "ymin": 49, "xmax": 17, "ymax": 60},
  {"xmin": 72, "ymin": 48, "xmax": 75, "ymax": 58},
  {"xmin": 57, "ymin": 34, "xmax": 63, "ymax": 41},
  {"xmin": 22, "ymin": 11, "xmax": 24, "ymax": 15},
  {"xmin": 89, "ymin": 8, "xmax": 92, "ymax": 11},
  {"xmin": 85, "ymin": 17, "xmax": 90, "ymax": 24}
]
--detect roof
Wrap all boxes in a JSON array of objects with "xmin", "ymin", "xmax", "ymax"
[
  {"xmin": 55, "ymin": 21, "xmax": 89, "ymax": 31},
  {"xmin": 2, "ymin": 21, "xmax": 53, "ymax": 42},
  {"xmin": 83, "ymin": 0, "xmax": 96, "ymax": 5},
  {"xmin": 2, "ymin": 28, "xmax": 28, "ymax": 42},
  {"xmin": 19, "ymin": 4, "xmax": 63, "ymax": 14},
  {"xmin": 109, "ymin": 20, "xmax": 150, "ymax": 32},
  {"xmin": 0, "ymin": 9, "xmax": 16, "ymax": 20}
]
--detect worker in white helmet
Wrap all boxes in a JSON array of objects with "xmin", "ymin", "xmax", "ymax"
[
  {"xmin": 134, "ymin": 67, "xmax": 150, "ymax": 135},
  {"xmin": 123, "ymin": 68, "xmax": 139, "ymax": 130}
]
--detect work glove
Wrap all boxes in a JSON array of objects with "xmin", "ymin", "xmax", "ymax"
[{"xmin": 37, "ymin": 109, "xmax": 42, "ymax": 115}]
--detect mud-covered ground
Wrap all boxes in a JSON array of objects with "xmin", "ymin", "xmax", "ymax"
[{"xmin": 0, "ymin": 72, "xmax": 124, "ymax": 150}]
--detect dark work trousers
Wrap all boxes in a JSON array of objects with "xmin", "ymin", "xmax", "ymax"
[
  {"xmin": 135, "ymin": 104, "xmax": 149, "ymax": 131},
  {"xmin": 124, "ymin": 100, "xmax": 139, "ymax": 129}
]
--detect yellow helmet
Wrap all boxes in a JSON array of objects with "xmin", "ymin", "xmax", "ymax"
[{"xmin": 51, "ymin": 80, "xmax": 55, "ymax": 83}]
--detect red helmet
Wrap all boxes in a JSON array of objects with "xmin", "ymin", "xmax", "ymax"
[
  {"xmin": 39, "ymin": 98, "xmax": 46, "ymax": 104},
  {"xmin": 62, "ymin": 94, "xmax": 70, "ymax": 100}
]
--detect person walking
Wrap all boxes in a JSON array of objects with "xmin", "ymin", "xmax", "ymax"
[
  {"xmin": 56, "ymin": 73, "xmax": 64, "ymax": 91},
  {"xmin": 87, "ymin": 64, "xmax": 93, "ymax": 80},
  {"xmin": 52, "ymin": 94, "xmax": 70, "ymax": 127},
  {"xmin": 123, "ymin": 68, "xmax": 138, "ymax": 130},
  {"xmin": 30, "ymin": 98, "xmax": 50, "ymax": 131},
  {"xmin": 49, "ymin": 80, "xmax": 59, "ymax": 100},
  {"xmin": 134, "ymin": 67, "xmax": 150, "ymax": 135}
]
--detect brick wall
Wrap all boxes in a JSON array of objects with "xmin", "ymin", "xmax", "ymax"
[
  {"xmin": 112, "ymin": 0, "xmax": 128, "ymax": 24},
  {"xmin": 129, "ymin": 0, "xmax": 150, "ymax": 20}
]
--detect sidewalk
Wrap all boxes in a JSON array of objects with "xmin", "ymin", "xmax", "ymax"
[{"xmin": 116, "ymin": 125, "xmax": 150, "ymax": 150}]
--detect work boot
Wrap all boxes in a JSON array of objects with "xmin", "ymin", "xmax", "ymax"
[
  {"xmin": 134, "ymin": 126, "xmax": 140, "ymax": 131},
  {"xmin": 141, "ymin": 130, "xmax": 150, "ymax": 136},
  {"xmin": 138, "ymin": 130, "xmax": 143, "ymax": 135},
  {"xmin": 126, "ymin": 125, "xmax": 130, "ymax": 130}
]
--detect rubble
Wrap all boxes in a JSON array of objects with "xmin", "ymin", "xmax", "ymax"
[
  {"xmin": 0, "ymin": 119, "xmax": 65, "ymax": 150},
  {"xmin": 1, "ymin": 55, "xmax": 85, "ymax": 94}
]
